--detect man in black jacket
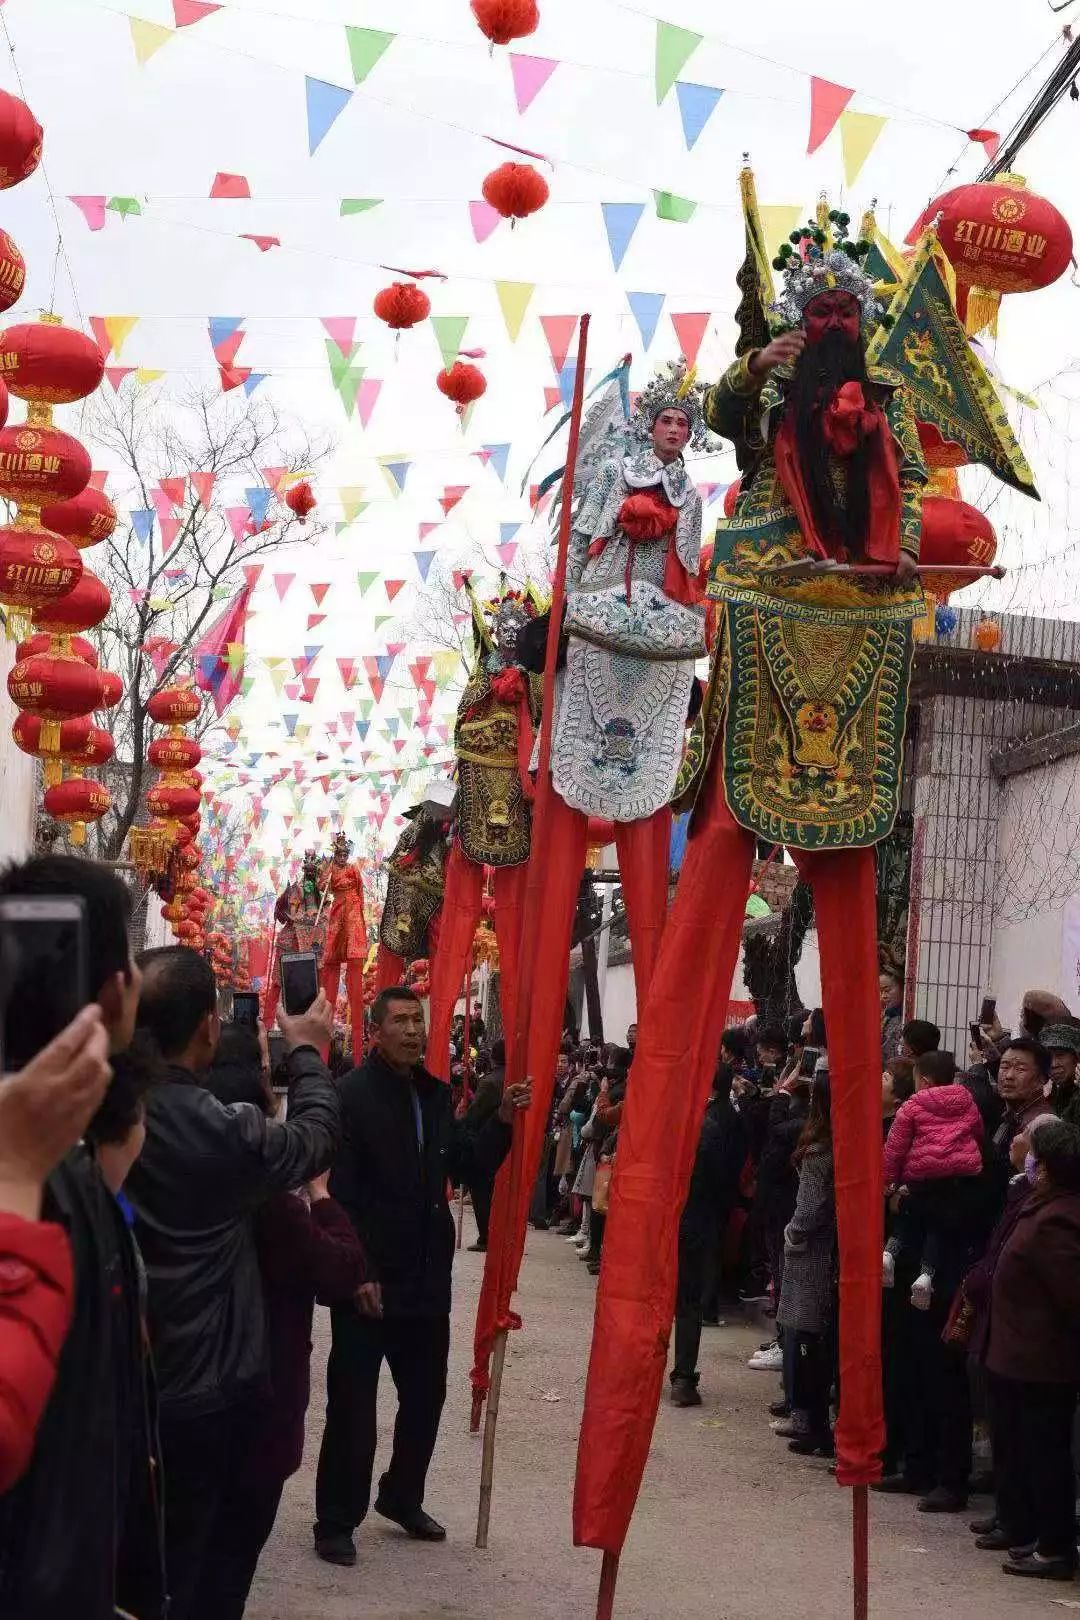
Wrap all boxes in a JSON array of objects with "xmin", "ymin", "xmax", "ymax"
[
  {"xmin": 125, "ymin": 945, "xmax": 340, "ymax": 1620},
  {"xmin": 314, "ymin": 985, "xmax": 529, "ymax": 1564}
]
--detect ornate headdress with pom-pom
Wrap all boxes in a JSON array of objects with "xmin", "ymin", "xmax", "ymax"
[
  {"xmin": 770, "ymin": 204, "xmax": 893, "ymax": 336},
  {"xmin": 630, "ymin": 359, "xmax": 709, "ymax": 450}
]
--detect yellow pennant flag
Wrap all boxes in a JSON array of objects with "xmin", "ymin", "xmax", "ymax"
[
  {"xmin": 432, "ymin": 649, "xmax": 461, "ymax": 688},
  {"xmin": 104, "ymin": 316, "xmax": 138, "ymax": 357},
  {"xmin": 338, "ymin": 485, "xmax": 366, "ymax": 523},
  {"xmin": 839, "ymin": 111, "xmax": 887, "ymax": 187},
  {"xmin": 135, "ymin": 368, "xmax": 164, "ymax": 385},
  {"xmin": 759, "ymin": 206, "xmax": 802, "ymax": 263},
  {"xmin": 129, "ymin": 17, "xmax": 173, "ymax": 64},
  {"xmin": 495, "ymin": 281, "xmax": 535, "ymax": 343}
]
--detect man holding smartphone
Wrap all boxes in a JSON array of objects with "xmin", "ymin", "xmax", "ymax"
[{"xmin": 314, "ymin": 985, "xmax": 530, "ymax": 1567}]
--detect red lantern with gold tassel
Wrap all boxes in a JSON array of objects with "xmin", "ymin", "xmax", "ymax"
[
  {"xmin": 146, "ymin": 781, "xmax": 201, "ymax": 823},
  {"xmin": 39, "ymin": 486, "xmax": 118, "ymax": 549},
  {"xmin": 0, "ymin": 90, "xmax": 42, "ymax": 190},
  {"xmin": 0, "ymin": 521, "xmax": 82, "ymax": 612},
  {"xmin": 0, "ymin": 422, "xmax": 91, "ymax": 506},
  {"xmin": 148, "ymin": 734, "xmax": 202, "ymax": 772},
  {"xmin": 436, "ymin": 361, "xmax": 486, "ymax": 414},
  {"xmin": 0, "ymin": 230, "xmax": 26, "ymax": 314},
  {"xmin": 18, "ymin": 631, "xmax": 98, "ymax": 666},
  {"xmin": 471, "ymin": 0, "xmax": 538, "ymax": 47},
  {"xmin": 481, "ymin": 162, "xmax": 549, "ymax": 224},
  {"xmin": 7, "ymin": 651, "xmax": 103, "ymax": 721},
  {"xmin": 147, "ymin": 684, "xmax": 201, "ymax": 726},
  {"xmin": 12, "ymin": 712, "xmax": 92, "ymax": 787},
  {"xmin": 373, "ymin": 282, "xmax": 431, "ymax": 330},
  {"xmin": 918, "ymin": 489, "xmax": 997, "ymax": 600},
  {"xmin": 43, "ymin": 775, "xmax": 111, "ymax": 847},
  {"xmin": 0, "ymin": 321, "xmax": 105, "ymax": 406},
  {"xmin": 32, "ymin": 567, "xmax": 110, "ymax": 636},
  {"xmin": 284, "ymin": 480, "xmax": 316, "ymax": 523},
  {"xmin": 97, "ymin": 670, "xmax": 123, "ymax": 710}
]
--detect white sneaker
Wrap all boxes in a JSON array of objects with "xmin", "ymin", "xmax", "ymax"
[
  {"xmin": 911, "ymin": 1272, "xmax": 933, "ymax": 1311},
  {"xmin": 565, "ymin": 1230, "xmax": 585, "ymax": 1243},
  {"xmin": 748, "ymin": 1344, "xmax": 784, "ymax": 1371},
  {"xmin": 882, "ymin": 1250, "xmax": 895, "ymax": 1289},
  {"xmin": 573, "ymin": 1235, "xmax": 590, "ymax": 1253}
]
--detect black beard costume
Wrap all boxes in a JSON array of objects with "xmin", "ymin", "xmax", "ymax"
[{"xmin": 786, "ymin": 328, "xmax": 871, "ymax": 558}]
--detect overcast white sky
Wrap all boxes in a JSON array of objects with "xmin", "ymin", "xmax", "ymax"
[{"xmin": 3, "ymin": 0, "xmax": 1078, "ymax": 897}]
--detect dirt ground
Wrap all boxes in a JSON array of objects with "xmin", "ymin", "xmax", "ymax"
[{"xmin": 249, "ymin": 1213, "xmax": 1061, "ymax": 1620}]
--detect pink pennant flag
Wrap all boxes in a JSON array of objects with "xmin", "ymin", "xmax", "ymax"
[
  {"xmin": 173, "ymin": 0, "xmax": 221, "ymax": 23},
  {"xmin": 273, "ymin": 573, "xmax": 295, "ymax": 601},
  {"xmin": 671, "ymin": 312, "xmax": 710, "ymax": 368},
  {"xmin": 543, "ymin": 385, "xmax": 561, "ymax": 411},
  {"xmin": 159, "ymin": 515, "xmax": 182, "ymax": 552},
  {"xmin": 151, "ymin": 485, "xmax": 175, "ymax": 520},
  {"xmin": 105, "ymin": 367, "xmax": 135, "ymax": 390},
  {"xmin": 966, "ymin": 127, "xmax": 1000, "ymax": 160},
  {"xmin": 159, "ymin": 476, "xmax": 186, "ymax": 507},
  {"xmin": 307, "ymin": 613, "xmax": 326, "ymax": 631},
  {"xmin": 541, "ymin": 314, "xmax": 578, "ymax": 375},
  {"xmin": 301, "ymin": 677, "xmax": 319, "ymax": 703},
  {"xmin": 496, "ymin": 541, "xmax": 518, "ymax": 566},
  {"xmin": 469, "ymin": 201, "xmax": 501, "ymax": 243},
  {"xmin": 321, "ymin": 317, "xmax": 356, "ymax": 359},
  {"xmin": 69, "ymin": 195, "xmax": 107, "ymax": 231},
  {"xmin": 218, "ymin": 364, "xmax": 251, "ymax": 392},
  {"xmin": 242, "ymin": 563, "xmax": 263, "ymax": 588},
  {"xmin": 190, "ymin": 471, "xmax": 216, "ymax": 508},
  {"xmin": 509, "ymin": 53, "xmax": 558, "ymax": 114},
  {"xmin": 210, "ymin": 172, "xmax": 250, "ymax": 199},
  {"xmin": 310, "ymin": 582, "xmax": 331, "ymax": 606},
  {"xmin": 128, "ymin": 587, "xmax": 147, "ymax": 604},
  {"xmin": 440, "ymin": 485, "xmax": 468, "ymax": 516},
  {"xmin": 337, "ymin": 658, "xmax": 358, "ymax": 688},
  {"xmin": 214, "ymin": 330, "xmax": 245, "ymax": 368},
  {"xmin": 386, "ymin": 640, "xmax": 405, "ymax": 655},
  {"xmin": 284, "ymin": 682, "xmax": 300, "ymax": 701},
  {"xmin": 807, "ymin": 76, "xmax": 854, "ymax": 154},
  {"xmin": 225, "ymin": 505, "xmax": 250, "ymax": 542},
  {"xmin": 262, "ymin": 465, "xmax": 287, "ymax": 493},
  {"xmin": 88, "ymin": 470, "xmax": 110, "ymax": 492},
  {"xmin": 357, "ymin": 377, "xmax": 382, "ymax": 428},
  {"xmin": 240, "ymin": 234, "xmax": 280, "ymax": 252},
  {"xmin": 452, "ymin": 569, "xmax": 469, "ymax": 590},
  {"xmin": 384, "ymin": 579, "xmax": 406, "ymax": 602},
  {"xmin": 418, "ymin": 521, "xmax": 440, "ymax": 540}
]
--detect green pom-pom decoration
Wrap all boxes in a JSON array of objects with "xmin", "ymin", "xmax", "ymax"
[
  {"xmin": 812, "ymin": 230, "xmax": 826, "ymax": 245},
  {"xmin": 880, "ymin": 312, "xmax": 895, "ymax": 330},
  {"xmin": 789, "ymin": 230, "xmax": 802, "ymax": 244},
  {"xmin": 779, "ymin": 242, "xmax": 794, "ymax": 258},
  {"xmin": 772, "ymin": 256, "xmax": 786, "ymax": 271},
  {"xmin": 855, "ymin": 239, "xmax": 871, "ymax": 254},
  {"xmin": 841, "ymin": 241, "xmax": 859, "ymax": 259},
  {"xmin": 837, "ymin": 212, "xmax": 850, "ymax": 227},
  {"xmin": 828, "ymin": 209, "xmax": 840, "ymax": 223}
]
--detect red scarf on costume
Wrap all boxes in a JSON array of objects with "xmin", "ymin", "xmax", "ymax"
[
  {"xmin": 773, "ymin": 380, "xmax": 902, "ymax": 564},
  {"xmin": 587, "ymin": 487, "xmax": 699, "ymax": 607}
]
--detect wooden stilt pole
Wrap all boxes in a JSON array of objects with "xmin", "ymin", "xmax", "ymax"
[
  {"xmin": 475, "ymin": 1328, "xmax": 508, "ymax": 1548},
  {"xmin": 472, "ymin": 313, "xmax": 592, "ymax": 1548},
  {"xmin": 596, "ymin": 1551, "xmax": 619, "ymax": 1620},
  {"xmin": 853, "ymin": 1485, "xmax": 869, "ymax": 1620}
]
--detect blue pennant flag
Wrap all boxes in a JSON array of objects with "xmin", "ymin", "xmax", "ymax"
[
  {"xmin": 601, "ymin": 202, "xmax": 645, "ymax": 272},
  {"xmin": 413, "ymin": 549, "xmax": 436, "ymax": 582},
  {"xmin": 208, "ymin": 317, "xmax": 245, "ymax": 351},
  {"xmin": 483, "ymin": 443, "xmax": 511, "ymax": 483},
  {"xmin": 382, "ymin": 459, "xmax": 410, "ymax": 492},
  {"xmin": 374, "ymin": 652, "xmax": 395, "ymax": 682},
  {"xmin": 384, "ymin": 717, "xmax": 399, "ymax": 739},
  {"xmin": 245, "ymin": 487, "xmax": 273, "ymax": 525},
  {"xmin": 283, "ymin": 712, "xmax": 299, "ymax": 738},
  {"xmin": 243, "ymin": 373, "xmax": 268, "ymax": 396},
  {"xmin": 355, "ymin": 720, "xmax": 370, "ymax": 742},
  {"xmin": 499, "ymin": 521, "xmax": 522, "ymax": 545},
  {"xmin": 675, "ymin": 81, "xmax": 724, "ymax": 150},
  {"xmin": 306, "ymin": 77, "xmax": 352, "ymax": 155},
  {"xmin": 130, "ymin": 507, "xmax": 155, "ymax": 544},
  {"xmin": 304, "ymin": 644, "xmax": 322, "ymax": 664},
  {"xmin": 626, "ymin": 291, "xmax": 665, "ymax": 351}
]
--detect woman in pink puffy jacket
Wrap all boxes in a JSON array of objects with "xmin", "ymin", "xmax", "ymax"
[{"xmin": 882, "ymin": 1050, "xmax": 985, "ymax": 1309}]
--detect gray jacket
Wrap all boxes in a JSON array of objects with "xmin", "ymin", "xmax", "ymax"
[{"xmin": 776, "ymin": 1145, "xmax": 836, "ymax": 1334}]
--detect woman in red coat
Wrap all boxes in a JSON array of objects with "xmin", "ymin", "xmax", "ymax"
[{"xmin": 986, "ymin": 1118, "xmax": 1080, "ymax": 1582}]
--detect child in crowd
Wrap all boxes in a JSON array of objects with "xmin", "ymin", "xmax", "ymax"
[{"xmin": 882, "ymin": 1050, "xmax": 984, "ymax": 1308}]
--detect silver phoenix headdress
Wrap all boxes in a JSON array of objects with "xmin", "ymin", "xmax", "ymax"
[
  {"xmin": 630, "ymin": 359, "xmax": 709, "ymax": 451},
  {"xmin": 769, "ymin": 205, "xmax": 893, "ymax": 336}
]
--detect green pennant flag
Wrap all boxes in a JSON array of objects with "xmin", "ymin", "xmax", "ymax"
[
  {"xmin": 356, "ymin": 571, "xmax": 379, "ymax": 595},
  {"xmin": 654, "ymin": 190, "xmax": 698, "ymax": 223},
  {"xmin": 398, "ymin": 707, "xmax": 413, "ymax": 727},
  {"xmin": 325, "ymin": 337, "xmax": 360, "ymax": 386},
  {"xmin": 431, "ymin": 315, "xmax": 469, "ymax": 370},
  {"xmin": 107, "ymin": 196, "xmax": 142, "ymax": 218},
  {"xmin": 346, "ymin": 25, "xmax": 395, "ymax": 84},
  {"xmin": 655, "ymin": 21, "xmax": 702, "ymax": 103},
  {"xmin": 357, "ymin": 698, "xmax": 374, "ymax": 719},
  {"xmin": 340, "ymin": 198, "xmax": 382, "ymax": 216},
  {"xmin": 240, "ymin": 676, "xmax": 255, "ymax": 697},
  {"xmin": 337, "ymin": 366, "xmax": 364, "ymax": 416},
  {"xmin": 338, "ymin": 485, "xmax": 367, "ymax": 523},
  {"xmin": 373, "ymin": 614, "xmax": 393, "ymax": 631}
]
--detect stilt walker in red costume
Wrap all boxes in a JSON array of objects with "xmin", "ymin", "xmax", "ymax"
[
  {"xmin": 374, "ymin": 799, "xmax": 451, "ymax": 995},
  {"xmin": 320, "ymin": 833, "xmax": 367, "ymax": 1064},
  {"xmin": 470, "ymin": 360, "xmax": 708, "ymax": 1424},
  {"xmin": 572, "ymin": 173, "xmax": 1035, "ymax": 1619},
  {"xmin": 263, "ymin": 848, "xmax": 328, "ymax": 1026},
  {"xmin": 425, "ymin": 581, "xmax": 542, "ymax": 1080}
]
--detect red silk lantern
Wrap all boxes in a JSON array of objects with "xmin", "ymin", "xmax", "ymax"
[
  {"xmin": 179, "ymin": 811, "xmax": 201, "ymax": 834},
  {"xmin": 12, "ymin": 712, "xmax": 92, "ymax": 787},
  {"xmin": 148, "ymin": 734, "xmax": 202, "ymax": 771},
  {"xmin": 176, "ymin": 919, "xmax": 199, "ymax": 941},
  {"xmin": 373, "ymin": 282, "xmax": 431, "ymax": 330},
  {"xmin": 918, "ymin": 494, "xmax": 997, "ymax": 599},
  {"xmin": 723, "ymin": 478, "xmax": 741, "ymax": 518},
  {"xmin": 285, "ymin": 480, "xmax": 316, "ymax": 522},
  {"xmin": 97, "ymin": 669, "xmax": 123, "ymax": 710},
  {"xmin": 33, "ymin": 568, "xmax": 110, "ymax": 634},
  {"xmin": 0, "ymin": 91, "xmax": 43, "ymax": 190},
  {"xmin": 179, "ymin": 846, "xmax": 202, "ymax": 872},
  {"xmin": 436, "ymin": 361, "xmax": 486, "ymax": 411},
  {"xmin": 146, "ymin": 781, "xmax": 201, "ymax": 821},
  {"xmin": 0, "ymin": 423, "xmax": 91, "ymax": 505},
  {"xmin": 0, "ymin": 522, "xmax": 82, "ymax": 611},
  {"xmin": 0, "ymin": 378, "xmax": 7, "ymax": 431},
  {"xmin": 173, "ymin": 824, "xmax": 194, "ymax": 849},
  {"xmin": 0, "ymin": 320, "xmax": 105, "ymax": 406},
  {"xmin": 921, "ymin": 175, "xmax": 1072, "ymax": 334},
  {"xmin": 0, "ymin": 231, "xmax": 26, "ymax": 314},
  {"xmin": 973, "ymin": 617, "xmax": 1002, "ymax": 653},
  {"xmin": 147, "ymin": 684, "xmax": 201, "ymax": 725},
  {"xmin": 471, "ymin": 0, "xmax": 538, "ymax": 46},
  {"xmin": 39, "ymin": 487, "xmax": 117, "ymax": 549},
  {"xmin": 7, "ymin": 652, "xmax": 103, "ymax": 721},
  {"xmin": 43, "ymin": 775, "xmax": 111, "ymax": 846},
  {"xmin": 78, "ymin": 725, "xmax": 115, "ymax": 769},
  {"xmin": 481, "ymin": 162, "xmax": 549, "ymax": 223},
  {"xmin": 18, "ymin": 631, "xmax": 98, "ymax": 667}
]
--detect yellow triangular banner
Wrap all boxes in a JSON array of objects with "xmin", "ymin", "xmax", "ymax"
[
  {"xmin": 495, "ymin": 280, "xmax": 535, "ymax": 343},
  {"xmin": 135, "ymin": 368, "xmax": 164, "ymax": 384},
  {"xmin": 758, "ymin": 206, "xmax": 801, "ymax": 263},
  {"xmin": 129, "ymin": 17, "xmax": 174, "ymax": 65},
  {"xmin": 338, "ymin": 485, "xmax": 366, "ymax": 523},
  {"xmin": 839, "ymin": 111, "xmax": 887, "ymax": 187},
  {"xmin": 432, "ymin": 649, "xmax": 461, "ymax": 687},
  {"xmin": 104, "ymin": 315, "xmax": 138, "ymax": 357}
]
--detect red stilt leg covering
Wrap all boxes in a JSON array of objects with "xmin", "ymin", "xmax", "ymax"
[
  {"xmin": 263, "ymin": 977, "xmax": 281, "ymax": 1031},
  {"xmin": 319, "ymin": 961, "xmax": 340, "ymax": 1008},
  {"xmin": 471, "ymin": 795, "xmax": 589, "ymax": 1398},
  {"xmin": 792, "ymin": 843, "xmax": 885, "ymax": 1485},
  {"xmin": 425, "ymin": 845, "xmax": 484, "ymax": 1080},
  {"xmin": 573, "ymin": 767, "xmax": 755, "ymax": 1551},
  {"xmin": 613, "ymin": 807, "xmax": 672, "ymax": 1006},
  {"xmin": 345, "ymin": 960, "xmax": 365, "ymax": 1067},
  {"xmin": 374, "ymin": 943, "xmax": 405, "ymax": 995}
]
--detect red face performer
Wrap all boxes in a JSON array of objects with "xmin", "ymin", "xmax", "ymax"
[
  {"xmin": 802, "ymin": 288, "xmax": 862, "ymax": 346},
  {"xmin": 651, "ymin": 406, "xmax": 691, "ymax": 462}
]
